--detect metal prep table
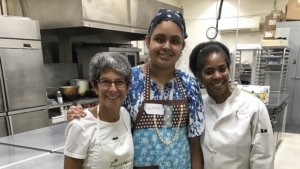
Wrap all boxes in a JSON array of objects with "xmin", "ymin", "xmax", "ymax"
[
  {"xmin": 266, "ymin": 93, "xmax": 289, "ymax": 148},
  {"xmin": 0, "ymin": 148, "xmax": 64, "ymax": 169},
  {"xmin": 0, "ymin": 144, "xmax": 49, "ymax": 168},
  {"xmin": 0, "ymin": 122, "xmax": 67, "ymax": 153}
]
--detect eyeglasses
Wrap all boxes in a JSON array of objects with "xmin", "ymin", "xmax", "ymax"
[{"xmin": 98, "ymin": 79, "xmax": 127, "ymax": 89}]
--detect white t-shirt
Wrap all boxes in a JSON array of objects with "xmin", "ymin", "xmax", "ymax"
[{"xmin": 64, "ymin": 106, "xmax": 131, "ymax": 163}]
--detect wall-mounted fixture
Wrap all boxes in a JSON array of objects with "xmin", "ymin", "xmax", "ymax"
[{"xmin": 218, "ymin": 16, "xmax": 261, "ymax": 32}]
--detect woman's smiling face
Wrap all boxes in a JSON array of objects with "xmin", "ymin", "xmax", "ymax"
[
  {"xmin": 94, "ymin": 69, "xmax": 129, "ymax": 108},
  {"xmin": 146, "ymin": 20, "xmax": 185, "ymax": 69},
  {"xmin": 199, "ymin": 52, "xmax": 231, "ymax": 103}
]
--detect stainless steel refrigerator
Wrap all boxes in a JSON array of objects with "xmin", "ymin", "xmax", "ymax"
[
  {"xmin": 0, "ymin": 16, "xmax": 49, "ymax": 135},
  {"xmin": 276, "ymin": 21, "xmax": 300, "ymax": 125}
]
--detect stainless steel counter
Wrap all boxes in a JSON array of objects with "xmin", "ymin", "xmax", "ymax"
[
  {"xmin": 0, "ymin": 123, "xmax": 67, "ymax": 152},
  {"xmin": 0, "ymin": 123, "xmax": 67, "ymax": 168},
  {"xmin": 0, "ymin": 144, "xmax": 49, "ymax": 168},
  {"xmin": 53, "ymin": 147, "xmax": 64, "ymax": 154},
  {"xmin": 1, "ymin": 152, "xmax": 64, "ymax": 169}
]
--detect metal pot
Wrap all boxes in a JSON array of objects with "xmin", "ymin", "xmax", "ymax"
[
  {"xmin": 59, "ymin": 86, "xmax": 79, "ymax": 101},
  {"xmin": 69, "ymin": 79, "xmax": 89, "ymax": 97}
]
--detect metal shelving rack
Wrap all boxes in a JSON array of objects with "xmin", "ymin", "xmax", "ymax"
[
  {"xmin": 254, "ymin": 46, "xmax": 290, "ymax": 93},
  {"xmin": 254, "ymin": 49, "xmax": 265, "ymax": 85},
  {"xmin": 234, "ymin": 44, "xmax": 261, "ymax": 85},
  {"xmin": 234, "ymin": 50, "xmax": 242, "ymax": 84}
]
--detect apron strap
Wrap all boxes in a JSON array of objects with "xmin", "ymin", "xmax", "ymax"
[
  {"xmin": 134, "ymin": 103, "xmax": 145, "ymax": 130},
  {"xmin": 144, "ymin": 64, "xmax": 187, "ymax": 101}
]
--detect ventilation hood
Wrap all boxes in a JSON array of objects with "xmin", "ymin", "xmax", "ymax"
[{"xmin": 7, "ymin": 0, "xmax": 182, "ymax": 40}]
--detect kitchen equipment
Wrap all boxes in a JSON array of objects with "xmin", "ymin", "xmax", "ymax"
[
  {"xmin": 46, "ymin": 87, "xmax": 60, "ymax": 99},
  {"xmin": 0, "ymin": 123, "xmax": 67, "ymax": 168},
  {"xmin": 107, "ymin": 47, "xmax": 141, "ymax": 67},
  {"xmin": 7, "ymin": 0, "xmax": 182, "ymax": 35},
  {"xmin": 69, "ymin": 79, "xmax": 89, "ymax": 97},
  {"xmin": 56, "ymin": 91, "xmax": 63, "ymax": 104},
  {"xmin": 76, "ymin": 46, "xmax": 141, "ymax": 79},
  {"xmin": 85, "ymin": 89, "xmax": 98, "ymax": 97},
  {"xmin": 59, "ymin": 86, "xmax": 79, "ymax": 101},
  {"xmin": 0, "ymin": 16, "xmax": 49, "ymax": 135},
  {"xmin": 276, "ymin": 21, "xmax": 300, "ymax": 125}
]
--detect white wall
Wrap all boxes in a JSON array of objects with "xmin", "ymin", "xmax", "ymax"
[
  {"xmin": 177, "ymin": 0, "xmax": 288, "ymax": 74},
  {"xmin": 158, "ymin": 0, "xmax": 181, "ymax": 7}
]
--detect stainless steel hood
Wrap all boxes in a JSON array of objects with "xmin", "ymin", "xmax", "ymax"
[{"xmin": 6, "ymin": 0, "xmax": 183, "ymax": 40}]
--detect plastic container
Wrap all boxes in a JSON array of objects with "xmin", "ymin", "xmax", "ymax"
[{"xmin": 57, "ymin": 91, "xmax": 63, "ymax": 104}]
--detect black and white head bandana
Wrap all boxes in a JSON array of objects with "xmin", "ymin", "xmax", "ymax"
[{"xmin": 148, "ymin": 8, "xmax": 188, "ymax": 39}]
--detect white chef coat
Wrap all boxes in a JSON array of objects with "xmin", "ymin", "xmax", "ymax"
[{"xmin": 201, "ymin": 85, "xmax": 275, "ymax": 169}]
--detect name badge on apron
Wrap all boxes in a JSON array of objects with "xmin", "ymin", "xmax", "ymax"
[{"xmin": 144, "ymin": 103, "xmax": 164, "ymax": 115}]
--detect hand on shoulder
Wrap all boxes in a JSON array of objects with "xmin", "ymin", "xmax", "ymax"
[{"xmin": 67, "ymin": 104, "xmax": 86, "ymax": 121}]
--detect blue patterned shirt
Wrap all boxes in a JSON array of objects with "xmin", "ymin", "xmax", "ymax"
[{"xmin": 124, "ymin": 65, "xmax": 204, "ymax": 137}]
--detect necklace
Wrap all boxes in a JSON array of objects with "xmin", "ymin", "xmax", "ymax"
[
  {"xmin": 153, "ymin": 104, "xmax": 184, "ymax": 145},
  {"xmin": 145, "ymin": 65, "xmax": 187, "ymax": 145}
]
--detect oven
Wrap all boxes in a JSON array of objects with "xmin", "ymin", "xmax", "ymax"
[
  {"xmin": 107, "ymin": 47, "xmax": 141, "ymax": 67},
  {"xmin": 76, "ymin": 45, "xmax": 141, "ymax": 79}
]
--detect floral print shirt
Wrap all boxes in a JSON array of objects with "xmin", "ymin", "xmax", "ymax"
[{"xmin": 124, "ymin": 65, "xmax": 205, "ymax": 137}]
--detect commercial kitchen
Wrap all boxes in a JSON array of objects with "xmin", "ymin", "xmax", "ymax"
[{"xmin": 0, "ymin": 0, "xmax": 300, "ymax": 168}]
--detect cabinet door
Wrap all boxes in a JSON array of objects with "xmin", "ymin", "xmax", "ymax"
[
  {"xmin": 9, "ymin": 109, "xmax": 50, "ymax": 134},
  {"xmin": 0, "ymin": 49, "xmax": 46, "ymax": 110},
  {"xmin": 0, "ymin": 116, "xmax": 8, "ymax": 137},
  {"xmin": 288, "ymin": 50, "xmax": 300, "ymax": 124},
  {"xmin": 286, "ymin": 27, "xmax": 300, "ymax": 124}
]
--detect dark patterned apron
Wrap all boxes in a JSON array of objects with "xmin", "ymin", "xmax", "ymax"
[{"xmin": 133, "ymin": 66, "xmax": 190, "ymax": 169}]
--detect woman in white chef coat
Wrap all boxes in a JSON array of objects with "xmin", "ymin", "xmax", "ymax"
[
  {"xmin": 189, "ymin": 41, "xmax": 275, "ymax": 169},
  {"xmin": 64, "ymin": 52, "xmax": 133, "ymax": 169}
]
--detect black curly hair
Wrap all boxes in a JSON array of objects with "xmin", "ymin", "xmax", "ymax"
[{"xmin": 189, "ymin": 41, "xmax": 231, "ymax": 77}]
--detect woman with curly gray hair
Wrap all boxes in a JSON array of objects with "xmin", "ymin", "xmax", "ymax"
[{"xmin": 64, "ymin": 52, "xmax": 134, "ymax": 169}]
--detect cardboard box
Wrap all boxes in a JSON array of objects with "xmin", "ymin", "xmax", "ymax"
[
  {"xmin": 286, "ymin": 0, "xmax": 300, "ymax": 20},
  {"xmin": 263, "ymin": 10, "xmax": 284, "ymax": 31},
  {"xmin": 263, "ymin": 30, "xmax": 276, "ymax": 39},
  {"xmin": 263, "ymin": 21, "xmax": 276, "ymax": 31}
]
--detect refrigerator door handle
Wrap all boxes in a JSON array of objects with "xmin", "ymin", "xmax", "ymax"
[
  {"xmin": 6, "ymin": 116, "xmax": 13, "ymax": 135},
  {"xmin": 0, "ymin": 57, "xmax": 8, "ymax": 111},
  {"xmin": 23, "ymin": 43, "xmax": 32, "ymax": 48}
]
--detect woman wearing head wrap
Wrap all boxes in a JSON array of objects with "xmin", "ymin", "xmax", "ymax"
[
  {"xmin": 189, "ymin": 41, "xmax": 275, "ymax": 169},
  {"xmin": 68, "ymin": 8, "xmax": 205, "ymax": 169}
]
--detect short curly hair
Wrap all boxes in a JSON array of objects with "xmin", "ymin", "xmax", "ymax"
[{"xmin": 89, "ymin": 52, "xmax": 132, "ymax": 86}]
